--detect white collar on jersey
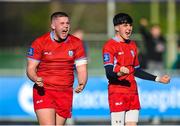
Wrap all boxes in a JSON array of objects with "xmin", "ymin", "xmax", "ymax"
[
  {"xmin": 112, "ymin": 36, "xmax": 122, "ymax": 42},
  {"xmin": 112, "ymin": 36, "xmax": 130, "ymax": 43}
]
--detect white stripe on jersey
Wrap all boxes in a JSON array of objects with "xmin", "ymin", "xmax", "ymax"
[{"xmin": 75, "ymin": 58, "xmax": 87, "ymax": 66}]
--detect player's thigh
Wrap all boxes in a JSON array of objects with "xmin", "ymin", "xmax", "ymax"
[
  {"xmin": 56, "ymin": 113, "xmax": 67, "ymax": 125},
  {"xmin": 33, "ymin": 85, "xmax": 55, "ymax": 110},
  {"xmin": 35, "ymin": 108, "xmax": 56, "ymax": 125},
  {"xmin": 54, "ymin": 89, "xmax": 73, "ymax": 118},
  {"xmin": 111, "ymin": 111, "xmax": 125, "ymax": 125},
  {"xmin": 125, "ymin": 109, "xmax": 139, "ymax": 126}
]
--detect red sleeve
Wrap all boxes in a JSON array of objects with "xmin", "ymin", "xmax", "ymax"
[
  {"xmin": 27, "ymin": 38, "xmax": 43, "ymax": 61},
  {"xmin": 74, "ymin": 39, "xmax": 86, "ymax": 60},
  {"xmin": 133, "ymin": 42, "xmax": 140, "ymax": 68},
  {"xmin": 103, "ymin": 43, "xmax": 114, "ymax": 66}
]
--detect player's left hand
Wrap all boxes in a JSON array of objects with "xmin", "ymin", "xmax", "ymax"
[
  {"xmin": 75, "ymin": 83, "xmax": 85, "ymax": 93},
  {"xmin": 159, "ymin": 75, "xmax": 170, "ymax": 84}
]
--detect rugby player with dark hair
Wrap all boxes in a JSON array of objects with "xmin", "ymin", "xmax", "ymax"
[{"xmin": 102, "ymin": 13, "xmax": 170, "ymax": 126}]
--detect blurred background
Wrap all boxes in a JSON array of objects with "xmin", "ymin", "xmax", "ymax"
[{"xmin": 0, "ymin": 0, "xmax": 180, "ymax": 125}]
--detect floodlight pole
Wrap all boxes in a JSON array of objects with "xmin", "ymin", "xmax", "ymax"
[
  {"xmin": 107, "ymin": 0, "xmax": 116, "ymax": 38},
  {"xmin": 166, "ymin": 0, "xmax": 176, "ymax": 68},
  {"xmin": 150, "ymin": 0, "xmax": 159, "ymax": 24}
]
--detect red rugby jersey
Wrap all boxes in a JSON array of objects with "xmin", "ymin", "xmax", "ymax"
[
  {"xmin": 27, "ymin": 32, "xmax": 87, "ymax": 90},
  {"xmin": 103, "ymin": 37, "xmax": 140, "ymax": 93}
]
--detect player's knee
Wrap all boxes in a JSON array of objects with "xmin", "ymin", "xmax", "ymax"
[{"xmin": 125, "ymin": 121, "xmax": 137, "ymax": 126}]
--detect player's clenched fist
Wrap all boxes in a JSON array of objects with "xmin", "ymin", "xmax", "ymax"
[
  {"xmin": 159, "ymin": 75, "xmax": 171, "ymax": 84},
  {"xmin": 35, "ymin": 77, "xmax": 43, "ymax": 87},
  {"xmin": 117, "ymin": 66, "xmax": 130, "ymax": 76},
  {"xmin": 75, "ymin": 83, "xmax": 85, "ymax": 93}
]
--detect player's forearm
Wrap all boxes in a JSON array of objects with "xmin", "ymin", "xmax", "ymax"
[
  {"xmin": 78, "ymin": 73, "xmax": 87, "ymax": 86},
  {"xmin": 104, "ymin": 65, "xmax": 119, "ymax": 79},
  {"xmin": 26, "ymin": 59, "xmax": 41, "ymax": 83},
  {"xmin": 26, "ymin": 68, "xmax": 38, "ymax": 82},
  {"xmin": 134, "ymin": 68, "xmax": 157, "ymax": 81},
  {"xmin": 76, "ymin": 64, "xmax": 88, "ymax": 86}
]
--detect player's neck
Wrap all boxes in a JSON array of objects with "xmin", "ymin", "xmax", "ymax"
[
  {"xmin": 52, "ymin": 32, "xmax": 68, "ymax": 43},
  {"xmin": 115, "ymin": 34, "xmax": 130, "ymax": 43},
  {"xmin": 54, "ymin": 38, "xmax": 66, "ymax": 43}
]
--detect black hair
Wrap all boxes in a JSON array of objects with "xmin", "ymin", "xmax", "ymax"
[
  {"xmin": 51, "ymin": 12, "xmax": 69, "ymax": 21},
  {"xmin": 113, "ymin": 13, "xmax": 133, "ymax": 26}
]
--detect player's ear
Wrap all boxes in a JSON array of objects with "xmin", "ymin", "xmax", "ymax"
[
  {"xmin": 115, "ymin": 26, "xmax": 119, "ymax": 32},
  {"xmin": 51, "ymin": 23, "xmax": 55, "ymax": 30}
]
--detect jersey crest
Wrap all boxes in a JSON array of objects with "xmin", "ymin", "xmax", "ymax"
[{"xmin": 68, "ymin": 50, "xmax": 74, "ymax": 57}]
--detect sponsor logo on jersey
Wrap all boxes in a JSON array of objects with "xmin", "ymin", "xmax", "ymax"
[
  {"xmin": 130, "ymin": 50, "xmax": 135, "ymax": 57},
  {"xmin": 44, "ymin": 51, "xmax": 52, "ymax": 55},
  {"xmin": 104, "ymin": 53, "xmax": 110, "ymax": 62},
  {"xmin": 115, "ymin": 102, "xmax": 123, "ymax": 106},
  {"xmin": 68, "ymin": 50, "xmax": 74, "ymax": 56},
  {"xmin": 118, "ymin": 51, "xmax": 124, "ymax": 55},
  {"xmin": 36, "ymin": 99, "xmax": 43, "ymax": 104},
  {"xmin": 27, "ymin": 47, "xmax": 34, "ymax": 56}
]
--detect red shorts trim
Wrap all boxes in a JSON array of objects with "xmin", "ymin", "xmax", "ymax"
[
  {"xmin": 33, "ymin": 85, "xmax": 73, "ymax": 118},
  {"xmin": 108, "ymin": 92, "xmax": 140, "ymax": 112}
]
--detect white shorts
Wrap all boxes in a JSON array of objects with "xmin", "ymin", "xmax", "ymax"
[{"xmin": 111, "ymin": 110, "xmax": 139, "ymax": 125}]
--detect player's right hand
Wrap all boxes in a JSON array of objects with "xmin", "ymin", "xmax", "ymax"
[
  {"xmin": 117, "ymin": 66, "xmax": 129, "ymax": 76},
  {"xmin": 35, "ymin": 77, "xmax": 43, "ymax": 87},
  {"xmin": 75, "ymin": 83, "xmax": 85, "ymax": 93}
]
